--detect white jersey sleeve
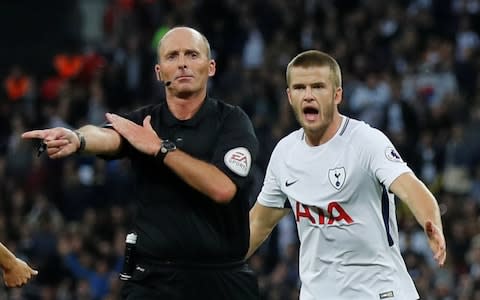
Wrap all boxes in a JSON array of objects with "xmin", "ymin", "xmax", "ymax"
[
  {"xmin": 355, "ymin": 126, "xmax": 412, "ymax": 190},
  {"xmin": 257, "ymin": 135, "xmax": 291, "ymax": 208}
]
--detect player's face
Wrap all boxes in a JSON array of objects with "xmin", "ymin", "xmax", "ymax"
[
  {"xmin": 287, "ymin": 66, "xmax": 342, "ymax": 136},
  {"xmin": 155, "ymin": 28, "xmax": 215, "ymax": 98}
]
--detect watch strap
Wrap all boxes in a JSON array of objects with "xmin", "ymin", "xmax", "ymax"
[
  {"xmin": 74, "ymin": 130, "xmax": 86, "ymax": 153},
  {"xmin": 155, "ymin": 139, "xmax": 176, "ymax": 163}
]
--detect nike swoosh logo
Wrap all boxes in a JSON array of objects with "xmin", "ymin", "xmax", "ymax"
[{"xmin": 285, "ymin": 180, "xmax": 298, "ymax": 187}]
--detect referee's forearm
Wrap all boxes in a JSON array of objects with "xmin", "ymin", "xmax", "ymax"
[{"xmin": 76, "ymin": 125, "xmax": 122, "ymax": 155}]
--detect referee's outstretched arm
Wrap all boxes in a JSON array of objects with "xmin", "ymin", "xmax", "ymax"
[{"xmin": 22, "ymin": 124, "xmax": 122, "ymax": 158}]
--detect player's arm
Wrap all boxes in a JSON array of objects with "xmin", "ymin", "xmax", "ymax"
[
  {"xmin": 246, "ymin": 202, "xmax": 290, "ymax": 258},
  {"xmin": 21, "ymin": 124, "xmax": 122, "ymax": 158},
  {"xmin": 0, "ymin": 243, "xmax": 38, "ymax": 287},
  {"xmin": 390, "ymin": 172, "xmax": 446, "ymax": 267}
]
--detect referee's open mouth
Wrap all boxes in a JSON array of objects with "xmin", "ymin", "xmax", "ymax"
[{"xmin": 303, "ymin": 107, "xmax": 319, "ymax": 121}]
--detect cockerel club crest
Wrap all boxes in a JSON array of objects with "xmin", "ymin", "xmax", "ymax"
[{"xmin": 329, "ymin": 167, "xmax": 346, "ymax": 190}]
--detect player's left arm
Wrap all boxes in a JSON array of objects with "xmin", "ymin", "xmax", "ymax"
[
  {"xmin": 389, "ymin": 172, "xmax": 446, "ymax": 267},
  {"xmin": 246, "ymin": 202, "xmax": 290, "ymax": 259}
]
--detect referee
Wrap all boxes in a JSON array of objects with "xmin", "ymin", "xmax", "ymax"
[{"xmin": 22, "ymin": 27, "xmax": 260, "ymax": 300}]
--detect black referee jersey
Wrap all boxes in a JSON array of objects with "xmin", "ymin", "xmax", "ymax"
[{"xmin": 111, "ymin": 96, "xmax": 259, "ymax": 265}]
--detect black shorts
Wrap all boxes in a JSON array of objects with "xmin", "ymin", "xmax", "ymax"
[{"xmin": 121, "ymin": 260, "xmax": 260, "ymax": 300}]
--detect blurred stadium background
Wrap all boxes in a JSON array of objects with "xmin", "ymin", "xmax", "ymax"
[{"xmin": 1, "ymin": 0, "xmax": 480, "ymax": 299}]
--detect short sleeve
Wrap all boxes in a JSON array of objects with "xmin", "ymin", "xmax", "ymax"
[
  {"xmin": 363, "ymin": 128, "xmax": 412, "ymax": 190},
  {"xmin": 211, "ymin": 106, "xmax": 259, "ymax": 188},
  {"xmin": 257, "ymin": 143, "xmax": 288, "ymax": 208}
]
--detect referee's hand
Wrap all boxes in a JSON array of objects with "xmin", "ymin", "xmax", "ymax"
[
  {"xmin": 22, "ymin": 127, "xmax": 79, "ymax": 159},
  {"xmin": 106, "ymin": 113, "xmax": 161, "ymax": 156}
]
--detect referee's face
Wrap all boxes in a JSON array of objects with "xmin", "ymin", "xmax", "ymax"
[
  {"xmin": 287, "ymin": 66, "xmax": 342, "ymax": 143},
  {"xmin": 156, "ymin": 28, "xmax": 216, "ymax": 98}
]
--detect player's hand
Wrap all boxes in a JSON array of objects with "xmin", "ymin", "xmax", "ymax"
[
  {"xmin": 21, "ymin": 127, "xmax": 79, "ymax": 159},
  {"xmin": 3, "ymin": 258, "xmax": 38, "ymax": 288},
  {"xmin": 425, "ymin": 220, "xmax": 446, "ymax": 267},
  {"xmin": 106, "ymin": 113, "xmax": 161, "ymax": 156}
]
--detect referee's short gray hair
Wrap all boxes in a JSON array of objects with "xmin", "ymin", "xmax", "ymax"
[{"xmin": 157, "ymin": 26, "xmax": 212, "ymax": 62}]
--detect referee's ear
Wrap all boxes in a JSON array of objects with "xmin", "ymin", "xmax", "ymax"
[
  {"xmin": 208, "ymin": 59, "xmax": 216, "ymax": 77},
  {"xmin": 154, "ymin": 64, "xmax": 162, "ymax": 81}
]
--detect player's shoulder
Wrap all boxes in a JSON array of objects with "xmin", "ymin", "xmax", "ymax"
[
  {"xmin": 279, "ymin": 128, "xmax": 304, "ymax": 144},
  {"xmin": 340, "ymin": 117, "xmax": 388, "ymax": 146},
  {"xmin": 273, "ymin": 128, "xmax": 304, "ymax": 153}
]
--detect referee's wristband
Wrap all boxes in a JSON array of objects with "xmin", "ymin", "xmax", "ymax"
[{"xmin": 74, "ymin": 130, "xmax": 86, "ymax": 153}]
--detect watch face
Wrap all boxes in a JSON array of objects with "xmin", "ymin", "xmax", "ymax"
[{"xmin": 162, "ymin": 140, "xmax": 176, "ymax": 152}]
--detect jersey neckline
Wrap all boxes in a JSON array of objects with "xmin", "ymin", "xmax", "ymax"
[{"xmin": 301, "ymin": 115, "xmax": 348, "ymax": 149}]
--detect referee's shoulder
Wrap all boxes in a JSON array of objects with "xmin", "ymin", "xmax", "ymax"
[
  {"xmin": 130, "ymin": 102, "xmax": 164, "ymax": 115},
  {"xmin": 209, "ymin": 97, "xmax": 249, "ymax": 119}
]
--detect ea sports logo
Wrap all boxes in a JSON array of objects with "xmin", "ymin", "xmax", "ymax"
[{"xmin": 224, "ymin": 147, "xmax": 251, "ymax": 177}]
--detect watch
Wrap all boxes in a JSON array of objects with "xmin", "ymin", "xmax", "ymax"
[
  {"xmin": 155, "ymin": 139, "xmax": 176, "ymax": 162},
  {"xmin": 74, "ymin": 130, "xmax": 86, "ymax": 153}
]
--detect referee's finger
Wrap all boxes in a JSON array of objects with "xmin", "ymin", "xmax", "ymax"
[
  {"xmin": 45, "ymin": 139, "xmax": 70, "ymax": 148},
  {"xmin": 21, "ymin": 130, "xmax": 47, "ymax": 140},
  {"xmin": 47, "ymin": 147, "xmax": 61, "ymax": 156}
]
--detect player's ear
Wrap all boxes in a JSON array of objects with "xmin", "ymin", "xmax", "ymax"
[
  {"xmin": 334, "ymin": 87, "xmax": 343, "ymax": 105},
  {"xmin": 286, "ymin": 88, "xmax": 293, "ymax": 105}
]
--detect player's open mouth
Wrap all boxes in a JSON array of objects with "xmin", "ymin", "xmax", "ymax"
[{"xmin": 303, "ymin": 107, "xmax": 319, "ymax": 121}]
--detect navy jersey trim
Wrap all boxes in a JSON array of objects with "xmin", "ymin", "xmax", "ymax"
[
  {"xmin": 339, "ymin": 117, "xmax": 350, "ymax": 136},
  {"xmin": 381, "ymin": 186, "xmax": 394, "ymax": 246}
]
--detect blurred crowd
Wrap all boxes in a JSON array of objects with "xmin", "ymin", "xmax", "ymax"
[{"xmin": 1, "ymin": 0, "xmax": 480, "ymax": 299}]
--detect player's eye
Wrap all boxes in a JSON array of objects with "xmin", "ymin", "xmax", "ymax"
[{"xmin": 293, "ymin": 85, "xmax": 305, "ymax": 90}]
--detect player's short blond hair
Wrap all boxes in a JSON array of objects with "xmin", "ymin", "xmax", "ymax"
[{"xmin": 286, "ymin": 50, "xmax": 342, "ymax": 89}]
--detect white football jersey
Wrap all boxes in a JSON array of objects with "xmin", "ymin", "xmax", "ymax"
[{"xmin": 258, "ymin": 116, "xmax": 419, "ymax": 300}]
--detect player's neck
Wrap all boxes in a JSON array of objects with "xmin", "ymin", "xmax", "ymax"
[
  {"xmin": 305, "ymin": 114, "xmax": 343, "ymax": 146},
  {"xmin": 166, "ymin": 92, "xmax": 206, "ymax": 120}
]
